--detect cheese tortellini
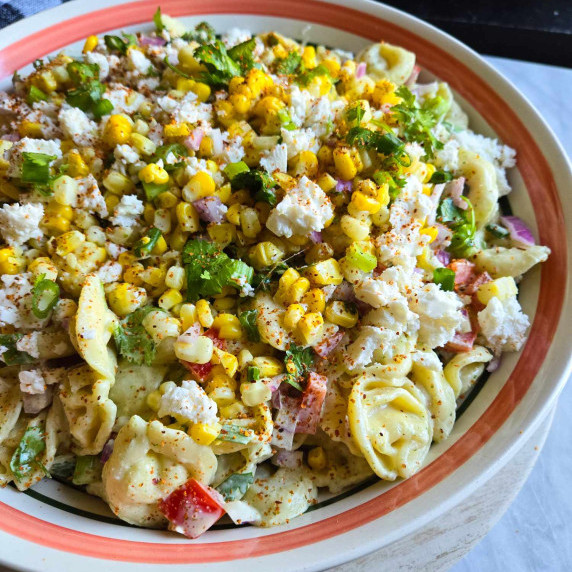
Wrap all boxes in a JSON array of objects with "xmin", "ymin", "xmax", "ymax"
[
  {"xmin": 444, "ymin": 345, "xmax": 493, "ymax": 398},
  {"xmin": 357, "ymin": 41, "xmax": 416, "ymax": 85}
]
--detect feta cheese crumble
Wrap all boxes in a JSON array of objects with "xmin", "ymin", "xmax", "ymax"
[
  {"xmin": 266, "ymin": 176, "xmax": 333, "ymax": 238},
  {"xmin": 6, "ymin": 137, "xmax": 62, "ymax": 178},
  {"xmin": 0, "ymin": 202, "xmax": 44, "ymax": 247},
  {"xmin": 59, "ymin": 106, "xmax": 98, "ymax": 147},
  {"xmin": 158, "ymin": 379, "xmax": 219, "ymax": 424},
  {"xmin": 478, "ymin": 296, "xmax": 529, "ymax": 353},
  {"xmin": 259, "ymin": 143, "xmax": 288, "ymax": 174},
  {"xmin": 110, "ymin": 195, "xmax": 144, "ymax": 227},
  {"xmin": 19, "ymin": 369, "xmax": 46, "ymax": 394}
]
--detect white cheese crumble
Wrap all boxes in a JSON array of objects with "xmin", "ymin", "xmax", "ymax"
[
  {"xmin": 86, "ymin": 51, "xmax": 110, "ymax": 79},
  {"xmin": 103, "ymin": 87, "xmax": 144, "ymax": 115},
  {"xmin": 266, "ymin": 176, "xmax": 333, "ymax": 238},
  {"xmin": 343, "ymin": 326, "xmax": 386, "ymax": 371},
  {"xmin": 0, "ymin": 202, "xmax": 44, "ymax": 247},
  {"xmin": 114, "ymin": 144, "xmax": 140, "ymax": 165},
  {"xmin": 158, "ymin": 379, "xmax": 219, "ymax": 424},
  {"xmin": 128, "ymin": 48, "xmax": 153, "ymax": 74},
  {"xmin": 97, "ymin": 261, "xmax": 123, "ymax": 284},
  {"xmin": 280, "ymin": 127, "xmax": 319, "ymax": 159},
  {"xmin": 76, "ymin": 174, "xmax": 108, "ymax": 216},
  {"xmin": 15, "ymin": 331, "xmax": 40, "ymax": 358},
  {"xmin": 478, "ymin": 296, "xmax": 529, "ymax": 353},
  {"xmin": 222, "ymin": 28, "xmax": 252, "ymax": 48},
  {"xmin": 110, "ymin": 194, "xmax": 144, "ymax": 227},
  {"xmin": 6, "ymin": 137, "xmax": 62, "ymax": 178},
  {"xmin": 259, "ymin": 143, "xmax": 288, "ymax": 174},
  {"xmin": 19, "ymin": 369, "xmax": 46, "ymax": 395},
  {"xmin": 58, "ymin": 106, "xmax": 98, "ymax": 147}
]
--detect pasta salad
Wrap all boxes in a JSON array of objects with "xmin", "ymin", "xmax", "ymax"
[{"xmin": 0, "ymin": 9, "xmax": 550, "ymax": 536}]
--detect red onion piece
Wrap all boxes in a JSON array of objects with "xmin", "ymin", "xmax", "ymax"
[
  {"xmin": 356, "ymin": 62, "xmax": 367, "ymax": 78},
  {"xmin": 332, "ymin": 281, "xmax": 355, "ymax": 302},
  {"xmin": 336, "ymin": 179, "xmax": 353, "ymax": 193},
  {"xmin": 101, "ymin": 437, "xmax": 115, "ymax": 464},
  {"xmin": 436, "ymin": 249, "xmax": 451, "ymax": 266},
  {"xmin": 447, "ymin": 177, "xmax": 467, "ymax": 210},
  {"xmin": 193, "ymin": 196, "xmax": 228, "ymax": 224},
  {"xmin": 265, "ymin": 374, "xmax": 285, "ymax": 393},
  {"xmin": 273, "ymin": 449, "xmax": 304, "ymax": 468},
  {"xmin": 500, "ymin": 216, "xmax": 535, "ymax": 247},
  {"xmin": 139, "ymin": 35, "xmax": 166, "ymax": 46},
  {"xmin": 433, "ymin": 223, "xmax": 453, "ymax": 248},
  {"xmin": 309, "ymin": 231, "xmax": 322, "ymax": 244},
  {"xmin": 1, "ymin": 134, "xmax": 20, "ymax": 142},
  {"xmin": 184, "ymin": 128, "xmax": 204, "ymax": 152}
]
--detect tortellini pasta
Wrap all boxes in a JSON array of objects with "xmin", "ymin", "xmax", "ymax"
[
  {"xmin": 474, "ymin": 245, "xmax": 550, "ymax": 278},
  {"xmin": 102, "ymin": 416, "xmax": 217, "ymax": 527},
  {"xmin": 444, "ymin": 345, "xmax": 493, "ymax": 398},
  {"xmin": 357, "ymin": 41, "xmax": 416, "ymax": 85}
]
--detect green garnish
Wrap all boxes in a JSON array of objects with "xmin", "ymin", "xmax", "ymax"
[
  {"xmin": 153, "ymin": 6, "xmax": 164, "ymax": 33},
  {"xmin": 345, "ymin": 102, "xmax": 366, "ymax": 126},
  {"xmin": 231, "ymin": 169, "xmax": 277, "ymax": 206},
  {"xmin": 151, "ymin": 143, "xmax": 188, "ymax": 172},
  {"xmin": 65, "ymin": 61, "xmax": 112, "ymax": 116},
  {"xmin": 223, "ymin": 160, "xmax": 250, "ymax": 181},
  {"xmin": 163, "ymin": 54, "xmax": 193, "ymax": 79},
  {"xmin": 433, "ymin": 267, "xmax": 456, "ymax": 291},
  {"xmin": 113, "ymin": 305, "xmax": 160, "ymax": 366},
  {"xmin": 104, "ymin": 34, "xmax": 137, "ymax": 55},
  {"xmin": 227, "ymin": 38, "xmax": 258, "ymax": 74},
  {"xmin": 429, "ymin": 170, "xmax": 453, "ymax": 184},
  {"xmin": 10, "ymin": 426, "xmax": 48, "ymax": 481},
  {"xmin": 437, "ymin": 196, "xmax": 478, "ymax": 257},
  {"xmin": 21, "ymin": 152, "xmax": 57, "ymax": 184},
  {"xmin": 72, "ymin": 455, "xmax": 102, "ymax": 486},
  {"xmin": 486, "ymin": 223, "xmax": 510, "ymax": 239},
  {"xmin": 216, "ymin": 472, "xmax": 254, "ymax": 501},
  {"xmin": 218, "ymin": 424, "xmax": 255, "ymax": 444},
  {"xmin": 345, "ymin": 243, "xmax": 377, "ymax": 272},
  {"xmin": 182, "ymin": 239, "xmax": 254, "ymax": 301},
  {"xmin": 296, "ymin": 64, "xmax": 331, "ymax": 87},
  {"xmin": 181, "ymin": 22, "xmax": 217, "ymax": 45},
  {"xmin": 284, "ymin": 343, "xmax": 314, "ymax": 391},
  {"xmin": 238, "ymin": 309, "xmax": 260, "ymax": 342},
  {"xmin": 133, "ymin": 227, "xmax": 162, "ymax": 257},
  {"xmin": 27, "ymin": 86, "xmax": 48, "ymax": 105},
  {"xmin": 372, "ymin": 170, "xmax": 406, "ymax": 201},
  {"xmin": 277, "ymin": 108, "xmax": 296, "ymax": 130},
  {"xmin": 0, "ymin": 334, "xmax": 36, "ymax": 365},
  {"xmin": 31, "ymin": 274, "xmax": 60, "ymax": 318},
  {"xmin": 275, "ymin": 52, "xmax": 302, "ymax": 75},
  {"xmin": 194, "ymin": 40, "xmax": 242, "ymax": 87},
  {"xmin": 142, "ymin": 180, "xmax": 169, "ymax": 201},
  {"xmin": 247, "ymin": 366, "xmax": 260, "ymax": 381}
]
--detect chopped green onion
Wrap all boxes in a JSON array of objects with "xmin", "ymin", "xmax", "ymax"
[
  {"xmin": 223, "ymin": 161, "xmax": 250, "ymax": 181},
  {"xmin": 277, "ymin": 108, "xmax": 296, "ymax": 130},
  {"xmin": 72, "ymin": 455, "xmax": 102, "ymax": 486},
  {"xmin": 133, "ymin": 228, "xmax": 162, "ymax": 257},
  {"xmin": 247, "ymin": 366, "xmax": 260, "ymax": 381},
  {"xmin": 104, "ymin": 34, "xmax": 137, "ymax": 55},
  {"xmin": 21, "ymin": 152, "xmax": 56, "ymax": 184},
  {"xmin": 142, "ymin": 180, "xmax": 169, "ymax": 201},
  {"xmin": 31, "ymin": 275, "xmax": 60, "ymax": 318},
  {"xmin": 345, "ymin": 243, "xmax": 377, "ymax": 273},
  {"xmin": 163, "ymin": 55, "xmax": 192, "ymax": 79},
  {"xmin": 216, "ymin": 472, "xmax": 254, "ymax": 501},
  {"xmin": 486, "ymin": 223, "xmax": 510, "ymax": 239},
  {"xmin": 429, "ymin": 170, "xmax": 453, "ymax": 184},
  {"xmin": 433, "ymin": 267, "xmax": 456, "ymax": 291},
  {"xmin": 153, "ymin": 6, "xmax": 164, "ymax": 33},
  {"xmin": 27, "ymin": 86, "xmax": 48, "ymax": 105},
  {"xmin": 218, "ymin": 424, "xmax": 255, "ymax": 444}
]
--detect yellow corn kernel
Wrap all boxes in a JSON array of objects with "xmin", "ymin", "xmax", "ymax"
[
  {"xmin": 240, "ymin": 207, "xmax": 261, "ymax": 238},
  {"xmin": 52, "ymin": 175, "xmax": 78, "ymax": 206},
  {"xmin": 237, "ymin": 349, "xmax": 254, "ymax": 370},
  {"xmin": 192, "ymin": 82, "xmax": 211, "ymax": 103},
  {"xmin": 179, "ymin": 303, "xmax": 198, "ymax": 331},
  {"xmin": 291, "ymin": 150, "xmax": 319, "ymax": 178},
  {"xmin": 46, "ymin": 201, "xmax": 74, "ymax": 221},
  {"xmin": 164, "ymin": 265, "xmax": 184, "ymax": 290},
  {"xmin": 65, "ymin": 149, "xmax": 89, "ymax": 178},
  {"xmin": 105, "ymin": 193, "xmax": 120, "ymax": 213},
  {"xmin": 82, "ymin": 35, "xmax": 99, "ymax": 53},
  {"xmin": 477, "ymin": 277, "xmax": 518, "ymax": 305},
  {"xmin": 226, "ymin": 205, "xmax": 245, "ymax": 229},
  {"xmin": 350, "ymin": 191, "xmax": 381, "ymax": 214},
  {"xmin": 212, "ymin": 297, "xmax": 235, "ymax": 313},
  {"xmin": 371, "ymin": 79, "xmax": 401, "ymax": 107},
  {"xmin": 146, "ymin": 390, "xmax": 161, "ymax": 411},
  {"xmin": 104, "ymin": 114, "xmax": 132, "ymax": 146},
  {"xmin": 205, "ymin": 222, "xmax": 234, "ymax": 246},
  {"xmin": 158, "ymin": 288, "xmax": 183, "ymax": 311},
  {"xmin": 420, "ymin": 225, "xmax": 439, "ymax": 243},
  {"xmin": 279, "ymin": 268, "xmax": 301, "ymax": 290},
  {"xmin": 325, "ymin": 300, "xmax": 358, "ymax": 328},
  {"xmin": 240, "ymin": 381, "xmax": 271, "ymax": 407},
  {"xmin": 307, "ymin": 446, "xmax": 327, "ymax": 470},
  {"xmin": 196, "ymin": 299, "xmax": 214, "ymax": 328},
  {"xmin": 174, "ymin": 335, "xmax": 214, "ymax": 364},
  {"xmin": 107, "ymin": 283, "xmax": 147, "ymax": 317},
  {"xmin": 302, "ymin": 45, "xmax": 317, "ymax": 69},
  {"xmin": 198, "ymin": 135, "xmax": 213, "ymax": 158},
  {"xmin": 340, "ymin": 214, "xmax": 370, "ymax": 241},
  {"xmin": 55, "ymin": 230, "xmax": 85, "ymax": 256},
  {"xmin": 215, "ymin": 349, "xmax": 238, "ymax": 377},
  {"xmin": 142, "ymin": 312, "xmax": 181, "ymax": 344},
  {"xmin": 316, "ymin": 173, "xmax": 337, "ymax": 193},
  {"xmin": 190, "ymin": 422, "xmax": 221, "ymax": 445},
  {"xmin": 283, "ymin": 304, "xmax": 305, "ymax": 331},
  {"xmin": 333, "ymin": 148, "xmax": 358, "ymax": 181},
  {"xmin": 178, "ymin": 45, "xmax": 208, "ymax": 73},
  {"xmin": 212, "ymin": 313, "xmax": 243, "ymax": 340},
  {"xmin": 169, "ymin": 226, "xmax": 189, "ymax": 251},
  {"xmin": 422, "ymin": 163, "xmax": 436, "ymax": 183},
  {"xmin": 130, "ymin": 133, "xmax": 156, "ymax": 156},
  {"xmin": 18, "ymin": 120, "xmax": 43, "ymax": 138},
  {"xmin": 321, "ymin": 58, "xmax": 341, "ymax": 78},
  {"xmin": 230, "ymin": 93, "xmax": 251, "ymax": 114},
  {"xmin": 117, "ymin": 252, "xmax": 136, "ymax": 268},
  {"xmin": 133, "ymin": 119, "xmax": 149, "ymax": 135},
  {"xmin": 123, "ymin": 263, "xmax": 145, "ymax": 285},
  {"xmin": 208, "ymin": 387, "xmax": 236, "ymax": 408},
  {"xmin": 140, "ymin": 266, "xmax": 166, "ymax": 288},
  {"xmin": 0, "ymin": 247, "xmax": 25, "ymax": 275},
  {"xmin": 249, "ymin": 241, "xmax": 284, "ymax": 270},
  {"xmin": 219, "ymin": 401, "xmax": 247, "ymax": 418},
  {"xmin": 103, "ymin": 170, "xmax": 135, "ymax": 195},
  {"xmin": 305, "ymin": 258, "xmax": 343, "ymax": 286},
  {"xmin": 156, "ymin": 191, "xmax": 178, "ymax": 210},
  {"xmin": 27, "ymin": 256, "xmax": 57, "ymax": 281},
  {"xmin": 287, "ymin": 277, "xmax": 311, "ymax": 304},
  {"xmin": 302, "ymin": 288, "xmax": 326, "ymax": 313},
  {"xmin": 208, "ymin": 370, "xmax": 238, "ymax": 391},
  {"xmin": 182, "ymin": 171, "xmax": 216, "ymax": 202},
  {"xmin": 297, "ymin": 312, "xmax": 324, "ymax": 345},
  {"xmin": 246, "ymin": 68, "xmax": 274, "ymax": 98},
  {"xmin": 0, "ymin": 178, "xmax": 19, "ymax": 200},
  {"xmin": 173, "ymin": 201, "xmax": 199, "ymax": 233},
  {"xmin": 34, "ymin": 70, "xmax": 57, "ymax": 93},
  {"xmin": 138, "ymin": 163, "xmax": 169, "ymax": 185},
  {"xmin": 251, "ymin": 356, "xmax": 284, "ymax": 377},
  {"xmin": 164, "ymin": 123, "xmax": 191, "ymax": 138}
]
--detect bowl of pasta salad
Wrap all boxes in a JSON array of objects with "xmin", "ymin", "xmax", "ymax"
[{"xmin": 0, "ymin": 0, "xmax": 570, "ymax": 570}]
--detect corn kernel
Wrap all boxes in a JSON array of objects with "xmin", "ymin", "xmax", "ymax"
[
  {"xmin": 213, "ymin": 296, "xmax": 236, "ymax": 312},
  {"xmin": 104, "ymin": 114, "xmax": 132, "ymax": 146},
  {"xmin": 317, "ymin": 172, "xmax": 337, "ymax": 192},
  {"xmin": 182, "ymin": 171, "xmax": 216, "ymax": 202},
  {"xmin": 226, "ymin": 203, "xmax": 243, "ymax": 226},
  {"xmin": 238, "ymin": 349, "xmax": 254, "ymax": 370},
  {"xmin": 146, "ymin": 390, "xmax": 161, "ymax": 411},
  {"xmin": 175, "ymin": 335, "xmax": 214, "ymax": 364},
  {"xmin": 307, "ymin": 446, "xmax": 327, "ymax": 470},
  {"xmin": 130, "ymin": 133, "xmax": 156, "ymax": 155},
  {"xmin": 251, "ymin": 356, "xmax": 284, "ymax": 377},
  {"xmin": 333, "ymin": 148, "xmax": 358, "ymax": 181},
  {"xmin": 212, "ymin": 313, "xmax": 243, "ymax": 340},
  {"xmin": 190, "ymin": 422, "xmax": 221, "ymax": 445},
  {"xmin": 103, "ymin": 170, "xmax": 135, "ymax": 195},
  {"xmin": 0, "ymin": 247, "xmax": 25, "ymax": 275},
  {"xmin": 240, "ymin": 207, "xmax": 261, "ymax": 238},
  {"xmin": 302, "ymin": 288, "xmax": 326, "ymax": 313},
  {"xmin": 158, "ymin": 288, "xmax": 183, "ymax": 311},
  {"xmin": 164, "ymin": 265, "xmax": 184, "ymax": 290},
  {"xmin": 179, "ymin": 303, "xmax": 198, "ymax": 330},
  {"xmin": 175, "ymin": 201, "xmax": 200, "ymax": 233},
  {"xmin": 351, "ymin": 191, "xmax": 381, "ymax": 214},
  {"xmin": 249, "ymin": 241, "xmax": 284, "ymax": 270},
  {"xmin": 198, "ymin": 135, "xmax": 214, "ymax": 158},
  {"xmin": 297, "ymin": 312, "xmax": 324, "ymax": 345},
  {"xmin": 153, "ymin": 208, "xmax": 172, "ymax": 234},
  {"xmin": 216, "ymin": 349, "xmax": 239, "ymax": 377},
  {"xmin": 288, "ymin": 277, "xmax": 311, "ymax": 304},
  {"xmin": 209, "ymin": 387, "xmax": 236, "ymax": 408},
  {"xmin": 283, "ymin": 304, "xmax": 305, "ymax": 331},
  {"xmin": 83, "ymin": 35, "xmax": 99, "ymax": 53},
  {"xmin": 18, "ymin": 120, "xmax": 43, "ymax": 138},
  {"xmin": 196, "ymin": 299, "xmax": 214, "ymax": 328},
  {"xmin": 279, "ymin": 268, "xmax": 301, "ymax": 290},
  {"xmin": 219, "ymin": 401, "xmax": 247, "ymax": 418},
  {"xmin": 240, "ymin": 381, "xmax": 271, "ymax": 407},
  {"xmin": 208, "ymin": 222, "xmax": 236, "ymax": 246},
  {"xmin": 420, "ymin": 226, "xmax": 439, "ymax": 243},
  {"xmin": 340, "ymin": 214, "xmax": 370, "ymax": 241},
  {"xmin": 52, "ymin": 175, "xmax": 78, "ymax": 206},
  {"xmin": 139, "ymin": 163, "xmax": 169, "ymax": 185},
  {"xmin": 305, "ymin": 258, "xmax": 343, "ymax": 286},
  {"xmin": 107, "ymin": 283, "xmax": 148, "ymax": 317},
  {"xmin": 291, "ymin": 150, "xmax": 319, "ymax": 178},
  {"xmin": 140, "ymin": 266, "xmax": 166, "ymax": 288},
  {"xmin": 164, "ymin": 123, "xmax": 191, "ymax": 138},
  {"xmin": 325, "ymin": 300, "xmax": 358, "ymax": 328},
  {"xmin": 477, "ymin": 277, "xmax": 518, "ymax": 305},
  {"xmin": 124, "ymin": 263, "xmax": 145, "ymax": 285}
]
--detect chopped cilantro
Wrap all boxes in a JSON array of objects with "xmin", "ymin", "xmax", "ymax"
[
  {"xmin": 104, "ymin": 34, "xmax": 137, "ymax": 55},
  {"xmin": 372, "ymin": 170, "xmax": 405, "ymax": 201},
  {"xmin": 153, "ymin": 6, "xmax": 164, "ymax": 33},
  {"xmin": 216, "ymin": 472, "xmax": 254, "ymax": 501},
  {"xmin": 194, "ymin": 40, "xmax": 242, "ymax": 87},
  {"xmin": 133, "ymin": 227, "xmax": 162, "ymax": 257},
  {"xmin": 429, "ymin": 170, "xmax": 453, "ymax": 184},
  {"xmin": 296, "ymin": 64, "xmax": 331, "ymax": 87},
  {"xmin": 275, "ymin": 51, "xmax": 302, "ymax": 75},
  {"xmin": 113, "ymin": 305, "xmax": 159, "ymax": 366},
  {"xmin": 231, "ymin": 169, "xmax": 277, "ymax": 206},
  {"xmin": 437, "ymin": 197, "xmax": 478, "ymax": 257},
  {"xmin": 10, "ymin": 426, "xmax": 48, "ymax": 481},
  {"xmin": 21, "ymin": 152, "xmax": 56, "ymax": 184},
  {"xmin": 150, "ymin": 143, "xmax": 188, "ymax": 172},
  {"xmin": 433, "ymin": 267, "xmax": 455, "ymax": 291},
  {"xmin": 163, "ymin": 54, "xmax": 192, "ymax": 79},
  {"xmin": 238, "ymin": 309, "xmax": 260, "ymax": 342},
  {"xmin": 284, "ymin": 343, "xmax": 314, "ymax": 391},
  {"xmin": 347, "ymin": 126, "xmax": 410, "ymax": 165},
  {"xmin": 181, "ymin": 21, "xmax": 216, "ymax": 45},
  {"xmin": 218, "ymin": 424, "xmax": 255, "ymax": 444},
  {"xmin": 0, "ymin": 334, "xmax": 35, "ymax": 365},
  {"xmin": 227, "ymin": 38, "xmax": 258, "ymax": 74},
  {"xmin": 65, "ymin": 61, "xmax": 111, "ymax": 116},
  {"xmin": 345, "ymin": 102, "xmax": 366, "ymax": 126}
]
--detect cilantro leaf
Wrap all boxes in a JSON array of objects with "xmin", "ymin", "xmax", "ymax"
[
  {"xmin": 227, "ymin": 38, "xmax": 257, "ymax": 74},
  {"xmin": 346, "ymin": 126, "xmax": 409, "ymax": 165},
  {"xmin": 218, "ymin": 424, "xmax": 255, "ymax": 444},
  {"xmin": 113, "ymin": 306, "xmax": 159, "ymax": 366},
  {"xmin": 433, "ymin": 267, "xmax": 455, "ymax": 291},
  {"xmin": 195, "ymin": 40, "xmax": 242, "ymax": 87},
  {"xmin": 284, "ymin": 344, "xmax": 314, "ymax": 391},
  {"xmin": 296, "ymin": 64, "xmax": 331, "ymax": 87},
  {"xmin": 183, "ymin": 239, "xmax": 254, "ymax": 301},
  {"xmin": 10, "ymin": 426, "xmax": 48, "ymax": 480},
  {"xmin": 21, "ymin": 152, "xmax": 56, "ymax": 184},
  {"xmin": 216, "ymin": 472, "xmax": 254, "ymax": 501},
  {"xmin": 436, "ymin": 197, "xmax": 478, "ymax": 257},
  {"xmin": 238, "ymin": 309, "xmax": 260, "ymax": 342},
  {"xmin": 104, "ymin": 34, "xmax": 137, "ymax": 55},
  {"xmin": 153, "ymin": 7, "xmax": 164, "ymax": 33},
  {"xmin": 429, "ymin": 170, "xmax": 453, "ymax": 184},
  {"xmin": 181, "ymin": 21, "xmax": 216, "ymax": 44},
  {"xmin": 275, "ymin": 52, "xmax": 302, "ymax": 75},
  {"xmin": 231, "ymin": 170, "xmax": 277, "ymax": 206},
  {"xmin": 65, "ymin": 61, "xmax": 112, "ymax": 116},
  {"xmin": 0, "ymin": 334, "xmax": 36, "ymax": 365}
]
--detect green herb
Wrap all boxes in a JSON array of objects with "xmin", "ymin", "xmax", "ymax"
[
  {"xmin": 247, "ymin": 366, "xmax": 260, "ymax": 381},
  {"xmin": 296, "ymin": 64, "xmax": 331, "ymax": 87},
  {"xmin": 223, "ymin": 160, "xmax": 250, "ymax": 181},
  {"xmin": 104, "ymin": 33, "xmax": 137, "ymax": 55},
  {"xmin": 21, "ymin": 152, "xmax": 56, "ymax": 184},
  {"xmin": 372, "ymin": 170, "xmax": 405, "ymax": 200},
  {"xmin": 433, "ymin": 267, "xmax": 456, "ymax": 291},
  {"xmin": 252, "ymin": 261, "xmax": 289, "ymax": 292},
  {"xmin": 181, "ymin": 21, "xmax": 216, "ymax": 45},
  {"xmin": 275, "ymin": 52, "xmax": 302, "ymax": 75},
  {"xmin": 194, "ymin": 39, "xmax": 242, "ymax": 87},
  {"xmin": 33, "ymin": 59, "xmax": 44, "ymax": 70},
  {"xmin": 238, "ymin": 309, "xmax": 260, "ymax": 342},
  {"xmin": 182, "ymin": 239, "xmax": 254, "ymax": 301},
  {"xmin": 392, "ymin": 86, "xmax": 443, "ymax": 158},
  {"xmin": 67, "ymin": 61, "xmax": 98, "ymax": 84},
  {"xmin": 133, "ymin": 227, "xmax": 162, "ymax": 257},
  {"xmin": 0, "ymin": 334, "xmax": 35, "ymax": 365},
  {"xmin": 10, "ymin": 426, "xmax": 48, "ymax": 480},
  {"xmin": 31, "ymin": 274, "xmax": 60, "ymax": 318},
  {"xmin": 346, "ymin": 126, "xmax": 409, "ymax": 162},
  {"xmin": 345, "ymin": 103, "xmax": 366, "ymax": 126},
  {"xmin": 284, "ymin": 344, "xmax": 314, "ymax": 391},
  {"xmin": 345, "ymin": 243, "xmax": 377, "ymax": 272},
  {"xmin": 216, "ymin": 472, "xmax": 254, "ymax": 501},
  {"xmin": 227, "ymin": 38, "xmax": 258, "ymax": 74},
  {"xmin": 486, "ymin": 223, "xmax": 510, "ymax": 239},
  {"xmin": 218, "ymin": 424, "xmax": 255, "ymax": 445},
  {"xmin": 113, "ymin": 305, "xmax": 159, "ymax": 366},
  {"xmin": 437, "ymin": 197, "xmax": 477, "ymax": 257},
  {"xmin": 277, "ymin": 108, "xmax": 296, "ymax": 130},
  {"xmin": 27, "ymin": 86, "xmax": 48, "ymax": 105},
  {"xmin": 231, "ymin": 170, "xmax": 277, "ymax": 206},
  {"xmin": 429, "ymin": 170, "xmax": 453, "ymax": 184},
  {"xmin": 151, "ymin": 143, "xmax": 188, "ymax": 172},
  {"xmin": 72, "ymin": 455, "xmax": 102, "ymax": 486},
  {"xmin": 65, "ymin": 61, "xmax": 112, "ymax": 116},
  {"xmin": 142, "ymin": 180, "xmax": 169, "ymax": 200},
  {"xmin": 153, "ymin": 6, "xmax": 164, "ymax": 33},
  {"xmin": 92, "ymin": 97, "xmax": 114, "ymax": 119},
  {"xmin": 163, "ymin": 54, "xmax": 192, "ymax": 79}
]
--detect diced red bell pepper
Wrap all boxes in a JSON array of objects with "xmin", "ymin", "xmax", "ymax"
[
  {"xmin": 314, "ymin": 331, "xmax": 344, "ymax": 358},
  {"xmin": 158, "ymin": 478, "xmax": 225, "ymax": 539},
  {"xmin": 180, "ymin": 328, "xmax": 226, "ymax": 382},
  {"xmin": 203, "ymin": 328, "xmax": 226, "ymax": 350},
  {"xmin": 296, "ymin": 372, "xmax": 328, "ymax": 434},
  {"xmin": 444, "ymin": 331, "xmax": 477, "ymax": 353}
]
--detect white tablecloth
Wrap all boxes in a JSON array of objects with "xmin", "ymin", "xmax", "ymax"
[{"xmin": 453, "ymin": 57, "xmax": 572, "ymax": 572}]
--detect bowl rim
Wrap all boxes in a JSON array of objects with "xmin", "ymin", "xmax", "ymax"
[{"xmin": 0, "ymin": 0, "xmax": 570, "ymax": 570}]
